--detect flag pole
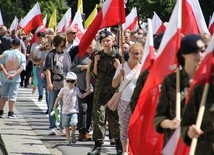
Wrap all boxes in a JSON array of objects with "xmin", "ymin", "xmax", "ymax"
[
  {"xmin": 176, "ymin": 67, "xmax": 181, "ymax": 120},
  {"xmin": 119, "ymin": 25, "xmax": 125, "ymax": 80},
  {"xmin": 189, "ymin": 82, "xmax": 210, "ymax": 155}
]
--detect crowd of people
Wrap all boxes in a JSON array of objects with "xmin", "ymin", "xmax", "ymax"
[{"xmin": 0, "ymin": 23, "xmax": 213, "ymax": 155}]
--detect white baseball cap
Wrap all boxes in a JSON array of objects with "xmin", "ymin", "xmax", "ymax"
[{"xmin": 66, "ymin": 72, "xmax": 77, "ymax": 80}]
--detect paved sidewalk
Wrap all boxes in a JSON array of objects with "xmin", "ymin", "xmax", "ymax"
[{"xmin": 0, "ymin": 87, "xmax": 118, "ymax": 155}]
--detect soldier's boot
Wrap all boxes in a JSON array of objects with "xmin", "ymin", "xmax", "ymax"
[
  {"xmin": 115, "ymin": 139, "xmax": 122, "ymax": 155},
  {"xmin": 87, "ymin": 140, "xmax": 102, "ymax": 155}
]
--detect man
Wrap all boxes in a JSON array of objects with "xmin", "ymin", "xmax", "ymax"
[
  {"xmin": 65, "ymin": 27, "xmax": 78, "ymax": 53},
  {"xmin": 0, "ymin": 38, "xmax": 26, "ymax": 118},
  {"xmin": 0, "ymin": 26, "xmax": 11, "ymax": 55}
]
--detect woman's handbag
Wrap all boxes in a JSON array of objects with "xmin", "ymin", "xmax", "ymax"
[
  {"xmin": 107, "ymin": 65, "xmax": 140, "ymax": 111},
  {"xmin": 107, "ymin": 92, "xmax": 122, "ymax": 111}
]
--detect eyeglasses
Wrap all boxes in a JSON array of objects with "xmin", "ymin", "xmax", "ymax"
[{"xmin": 66, "ymin": 80, "xmax": 76, "ymax": 83}]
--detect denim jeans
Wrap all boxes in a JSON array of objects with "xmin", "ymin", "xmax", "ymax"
[
  {"xmin": 48, "ymin": 89, "xmax": 60, "ymax": 129},
  {"xmin": 35, "ymin": 66, "xmax": 44, "ymax": 97}
]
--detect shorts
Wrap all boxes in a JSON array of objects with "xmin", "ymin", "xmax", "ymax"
[
  {"xmin": 1, "ymin": 81, "xmax": 19, "ymax": 101},
  {"xmin": 62, "ymin": 113, "xmax": 78, "ymax": 127}
]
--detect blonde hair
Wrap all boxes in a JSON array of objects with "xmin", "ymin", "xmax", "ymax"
[{"xmin": 128, "ymin": 43, "xmax": 143, "ymax": 55}]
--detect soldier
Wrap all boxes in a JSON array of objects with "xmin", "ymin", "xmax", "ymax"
[
  {"xmin": 87, "ymin": 30, "xmax": 122, "ymax": 155},
  {"xmin": 181, "ymin": 72, "xmax": 214, "ymax": 154},
  {"xmin": 154, "ymin": 34, "xmax": 205, "ymax": 146}
]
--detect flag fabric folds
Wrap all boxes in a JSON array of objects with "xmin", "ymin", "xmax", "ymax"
[
  {"xmin": 70, "ymin": 8, "xmax": 85, "ymax": 43},
  {"xmin": 30, "ymin": 15, "xmax": 47, "ymax": 45},
  {"xmin": 128, "ymin": 0, "xmax": 182, "ymax": 154},
  {"xmin": 84, "ymin": 5, "xmax": 98, "ymax": 28},
  {"xmin": 56, "ymin": 8, "xmax": 72, "ymax": 33},
  {"xmin": 19, "ymin": 2, "xmax": 43, "ymax": 34},
  {"xmin": 0, "ymin": 10, "xmax": 3, "ymax": 26},
  {"xmin": 122, "ymin": 7, "xmax": 139, "ymax": 31},
  {"xmin": 10, "ymin": 16, "xmax": 19, "ymax": 31},
  {"xmin": 77, "ymin": 0, "xmax": 83, "ymax": 14},
  {"xmin": 181, "ymin": 0, "xmax": 209, "ymax": 35},
  {"xmin": 152, "ymin": 12, "xmax": 166, "ymax": 34},
  {"xmin": 209, "ymin": 12, "xmax": 214, "ymax": 34},
  {"xmin": 78, "ymin": 0, "xmax": 125, "ymax": 57},
  {"xmin": 140, "ymin": 18, "xmax": 155, "ymax": 72},
  {"xmin": 48, "ymin": 9, "xmax": 57, "ymax": 29}
]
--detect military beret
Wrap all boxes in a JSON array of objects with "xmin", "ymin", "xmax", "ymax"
[
  {"xmin": 99, "ymin": 30, "xmax": 113, "ymax": 43},
  {"xmin": 178, "ymin": 34, "xmax": 205, "ymax": 55}
]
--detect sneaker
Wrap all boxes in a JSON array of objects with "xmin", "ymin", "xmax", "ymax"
[
  {"xmin": 38, "ymin": 96, "xmax": 43, "ymax": 101},
  {"xmin": 0, "ymin": 110, "xmax": 3, "ymax": 118},
  {"xmin": 8, "ymin": 111, "xmax": 18, "ymax": 119},
  {"xmin": 71, "ymin": 134, "xmax": 76, "ymax": 144},
  {"xmin": 32, "ymin": 89, "xmax": 36, "ymax": 95},
  {"xmin": 65, "ymin": 139, "xmax": 72, "ymax": 146},
  {"xmin": 110, "ymin": 138, "xmax": 116, "ymax": 145},
  {"xmin": 49, "ymin": 128, "xmax": 57, "ymax": 135}
]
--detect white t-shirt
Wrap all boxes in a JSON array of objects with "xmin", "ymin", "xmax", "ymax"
[
  {"xmin": 113, "ymin": 62, "xmax": 141, "ymax": 102},
  {"xmin": 58, "ymin": 87, "xmax": 80, "ymax": 114}
]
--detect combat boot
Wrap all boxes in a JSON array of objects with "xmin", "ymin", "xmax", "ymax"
[
  {"xmin": 115, "ymin": 139, "xmax": 122, "ymax": 155},
  {"xmin": 87, "ymin": 140, "xmax": 102, "ymax": 155}
]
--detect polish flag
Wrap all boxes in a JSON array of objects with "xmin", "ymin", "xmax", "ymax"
[
  {"xmin": 78, "ymin": 0, "xmax": 125, "ymax": 57},
  {"xmin": 128, "ymin": 0, "xmax": 182, "ymax": 154},
  {"xmin": 208, "ymin": 12, "xmax": 214, "ymax": 34},
  {"xmin": 0, "ymin": 10, "xmax": 4, "ymax": 26},
  {"xmin": 10, "ymin": 16, "xmax": 19, "ymax": 31},
  {"xmin": 174, "ymin": 35, "xmax": 214, "ymax": 155},
  {"xmin": 19, "ymin": 2, "xmax": 43, "ymax": 34},
  {"xmin": 56, "ymin": 8, "xmax": 72, "ymax": 33},
  {"xmin": 140, "ymin": 18, "xmax": 155, "ymax": 72},
  {"xmin": 152, "ymin": 12, "xmax": 166, "ymax": 34},
  {"xmin": 30, "ymin": 15, "xmax": 47, "ymax": 45},
  {"xmin": 181, "ymin": 0, "xmax": 209, "ymax": 35},
  {"xmin": 70, "ymin": 8, "xmax": 85, "ymax": 42},
  {"xmin": 122, "ymin": 7, "xmax": 139, "ymax": 31}
]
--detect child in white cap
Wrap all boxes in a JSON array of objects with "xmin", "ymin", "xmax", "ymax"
[{"xmin": 54, "ymin": 72, "xmax": 91, "ymax": 145}]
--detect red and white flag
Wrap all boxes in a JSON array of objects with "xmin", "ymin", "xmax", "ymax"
[
  {"xmin": 19, "ymin": 2, "xmax": 43, "ymax": 34},
  {"xmin": 0, "ymin": 10, "xmax": 4, "ymax": 26},
  {"xmin": 141, "ymin": 18, "xmax": 155, "ymax": 72},
  {"xmin": 128, "ymin": 0, "xmax": 182, "ymax": 154},
  {"xmin": 56, "ymin": 7, "xmax": 72, "ymax": 33},
  {"xmin": 208, "ymin": 12, "xmax": 214, "ymax": 35},
  {"xmin": 30, "ymin": 15, "xmax": 47, "ymax": 45},
  {"xmin": 78, "ymin": 0, "xmax": 125, "ymax": 57},
  {"xmin": 181, "ymin": 0, "xmax": 209, "ymax": 35},
  {"xmin": 10, "ymin": 16, "xmax": 19, "ymax": 31},
  {"xmin": 70, "ymin": 8, "xmax": 84, "ymax": 42},
  {"xmin": 122, "ymin": 7, "xmax": 139, "ymax": 31},
  {"xmin": 152, "ymin": 12, "xmax": 166, "ymax": 34}
]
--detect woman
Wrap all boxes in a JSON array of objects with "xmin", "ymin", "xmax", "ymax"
[
  {"xmin": 154, "ymin": 34, "xmax": 205, "ymax": 146},
  {"xmin": 43, "ymin": 34, "xmax": 72, "ymax": 135},
  {"xmin": 112, "ymin": 43, "xmax": 143, "ymax": 154}
]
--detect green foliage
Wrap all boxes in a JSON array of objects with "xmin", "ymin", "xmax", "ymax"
[{"xmin": 0, "ymin": 0, "xmax": 213, "ymax": 29}]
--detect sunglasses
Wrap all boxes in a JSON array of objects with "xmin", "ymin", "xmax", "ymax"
[
  {"xmin": 66, "ymin": 80, "xmax": 76, "ymax": 83},
  {"xmin": 67, "ymin": 32, "xmax": 76, "ymax": 35}
]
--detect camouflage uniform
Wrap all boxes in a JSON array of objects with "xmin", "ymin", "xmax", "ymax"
[
  {"xmin": 154, "ymin": 69, "xmax": 190, "ymax": 146},
  {"xmin": 181, "ymin": 77, "xmax": 214, "ymax": 155},
  {"xmin": 129, "ymin": 69, "xmax": 149, "ymax": 113},
  {"xmin": 90, "ymin": 50, "xmax": 120, "ymax": 142}
]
